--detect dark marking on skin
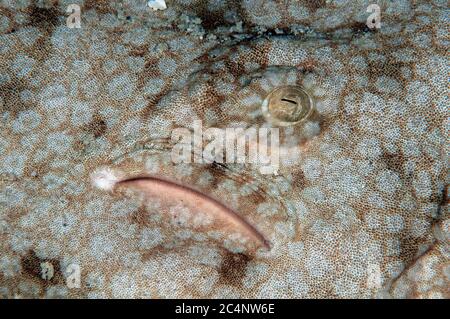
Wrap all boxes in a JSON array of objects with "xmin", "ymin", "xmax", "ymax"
[
  {"xmin": 434, "ymin": 184, "xmax": 449, "ymax": 219},
  {"xmin": 366, "ymin": 57, "xmax": 412, "ymax": 97},
  {"xmin": 350, "ymin": 21, "xmax": 377, "ymax": 34},
  {"xmin": 196, "ymin": 8, "xmax": 228, "ymax": 31},
  {"xmin": 21, "ymin": 250, "xmax": 44, "ymax": 279},
  {"xmin": 206, "ymin": 161, "xmax": 244, "ymax": 189},
  {"xmin": 138, "ymin": 57, "xmax": 168, "ymax": 118},
  {"xmin": 32, "ymin": 36, "xmax": 55, "ymax": 63},
  {"xmin": 143, "ymin": 57, "xmax": 160, "ymax": 72},
  {"xmin": 193, "ymin": 1, "xmax": 244, "ymax": 31},
  {"xmin": 20, "ymin": 250, "xmax": 64, "ymax": 286},
  {"xmin": 292, "ymin": 169, "xmax": 308, "ymax": 189},
  {"xmin": 142, "ymin": 91, "xmax": 167, "ymax": 119},
  {"xmin": 28, "ymin": 0, "xmax": 60, "ymax": 34},
  {"xmin": 24, "ymin": 162, "xmax": 45, "ymax": 179},
  {"xmin": 367, "ymin": 59, "xmax": 412, "ymax": 80},
  {"xmin": 218, "ymin": 251, "xmax": 251, "ymax": 286},
  {"xmin": 129, "ymin": 44, "xmax": 149, "ymax": 58},
  {"xmin": 200, "ymin": 165, "xmax": 218, "ymax": 190},
  {"xmin": 399, "ymin": 235, "xmax": 434, "ymax": 268},
  {"xmin": 206, "ymin": 162, "xmax": 266, "ymax": 205},
  {"xmin": 138, "ymin": 58, "xmax": 160, "ymax": 87},
  {"xmin": 24, "ymin": 1, "xmax": 61, "ymax": 65},
  {"xmin": 210, "ymin": 161, "xmax": 228, "ymax": 171},
  {"xmin": 0, "ymin": 79, "xmax": 30, "ymax": 115},
  {"xmin": 440, "ymin": 185, "xmax": 449, "ymax": 206},
  {"xmin": 206, "ymin": 162, "xmax": 235, "ymax": 190},
  {"xmin": 246, "ymin": 189, "xmax": 267, "ymax": 207},
  {"xmin": 224, "ymin": 60, "xmax": 245, "ymax": 79},
  {"xmin": 297, "ymin": 59, "xmax": 318, "ymax": 73},
  {"xmin": 197, "ymin": 52, "xmax": 212, "ymax": 64},
  {"xmin": 381, "ymin": 151, "xmax": 405, "ymax": 175},
  {"xmin": 197, "ymin": 83, "xmax": 226, "ymax": 121},
  {"xmin": 84, "ymin": 0, "xmax": 116, "ymax": 14}
]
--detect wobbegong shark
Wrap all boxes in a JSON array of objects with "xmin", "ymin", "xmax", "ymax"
[{"xmin": 0, "ymin": 0, "xmax": 448, "ymax": 298}]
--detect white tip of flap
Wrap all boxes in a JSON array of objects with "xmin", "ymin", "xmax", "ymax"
[{"xmin": 91, "ymin": 167, "xmax": 120, "ymax": 191}]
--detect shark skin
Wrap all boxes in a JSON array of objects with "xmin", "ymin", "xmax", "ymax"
[{"xmin": 0, "ymin": 0, "xmax": 448, "ymax": 298}]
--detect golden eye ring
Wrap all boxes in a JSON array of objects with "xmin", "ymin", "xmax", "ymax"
[{"xmin": 262, "ymin": 85, "xmax": 314, "ymax": 126}]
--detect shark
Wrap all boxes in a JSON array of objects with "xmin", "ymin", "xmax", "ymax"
[{"xmin": 0, "ymin": 0, "xmax": 448, "ymax": 298}]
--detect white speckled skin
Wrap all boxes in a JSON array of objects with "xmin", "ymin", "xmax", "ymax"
[{"xmin": 0, "ymin": 0, "xmax": 448, "ymax": 298}]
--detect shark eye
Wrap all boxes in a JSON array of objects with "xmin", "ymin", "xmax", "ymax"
[{"xmin": 262, "ymin": 85, "xmax": 314, "ymax": 126}]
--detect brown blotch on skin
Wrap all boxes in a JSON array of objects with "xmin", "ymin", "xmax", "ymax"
[
  {"xmin": 142, "ymin": 91, "xmax": 167, "ymax": 119},
  {"xmin": 129, "ymin": 44, "xmax": 149, "ymax": 58},
  {"xmin": 20, "ymin": 250, "xmax": 64, "ymax": 286},
  {"xmin": 205, "ymin": 162, "xmax": 228, "ymax": 190},
  {"xmin": 197, "ymin": 84, "xmax": 226, "ymax": 122},
  {"xmin": 0, "ymin": 79, "xmax": 30, "ymax": 115},
  {"xmin": 198, "ymin": 10, "xmax": 228, "ymax": 31},
  {"xmin": 224, "ymin": 60, "xmax": 245, "ymax": 79},
  {"xmin": 129, "ymin": 205, "xmax": 151, "ymax": 228},
  {"xmin": 194, "ymin": 1, "xmax": 242, "ymax": 31},
  {"xmin": 28, "ymin": 0, "xmax": 60, "ymax": 33},
  {"xmin": 399, "ymin": 236, "xmax": 434, "ymax": 268},
  {"xmin": 297, "ymin": 59, "xmax": 318, "ymax": 73},
  {"xmin": 197, "ymin": 52, "xmax": 212, "ymax": 64},
  {"xmin": 84, "ymin": 0, "xmax": 115, "ymax": 14},
  {"xmin": 440, "ymin": 185, "xmax": 449, "ymax": 207},
  {"xmin": 218, "ymin": 251, "xmax": 252, "ymax": 286},
  {"xmin": 143, "ymin": 57, "xmax": 160, "ymax": 73},
  {"xmin": 381, "ymin": 151, "xmax": 405, "ymax": 175},
  {"xmin": 350, "ymin": 21, "xmax": 377, "ymax": 34},
  {"xmin": 292, "ymin": 169, "xmax": 308, "ymax": 189},
  {"xmin": 367, "ymin": 59, "xmax": 412, "ymax": 80},
  {"xmin": 302, "ymin": 0, "xmax": 327, "ymax": 12},
  {"xmin": 86, "ymin": 115, "xmax": 108, "ymax": 138},
  {"xmin": 245, "ymin": 190, "xmax": 267, "ymax": 207},
  {"xmin": 24, "ymin": 161, "xmax": 50, "ymax": 180}
]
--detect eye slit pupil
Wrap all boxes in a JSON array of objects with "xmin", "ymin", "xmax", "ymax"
[{"xmin": 262, "ymin": 85, "xmax": 314, "ymax": 126}]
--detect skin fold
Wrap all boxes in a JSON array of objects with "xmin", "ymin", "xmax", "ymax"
[{"xmin": 0, "ymin": 0, "xmax": 448, "ymax": 298}]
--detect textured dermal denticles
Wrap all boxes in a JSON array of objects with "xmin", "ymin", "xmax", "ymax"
[
  {"xmin": 1, "ymin": 0, "xmax": 448, "ymax": 299},
  {"xmin": 262, "ymin": 86, "xmax": 314, "ymax": 126}
]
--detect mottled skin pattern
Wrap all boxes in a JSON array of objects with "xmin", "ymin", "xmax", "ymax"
[{"xmin": 0, "ymin": 0, "xmax": 448, "ymax": 298}]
